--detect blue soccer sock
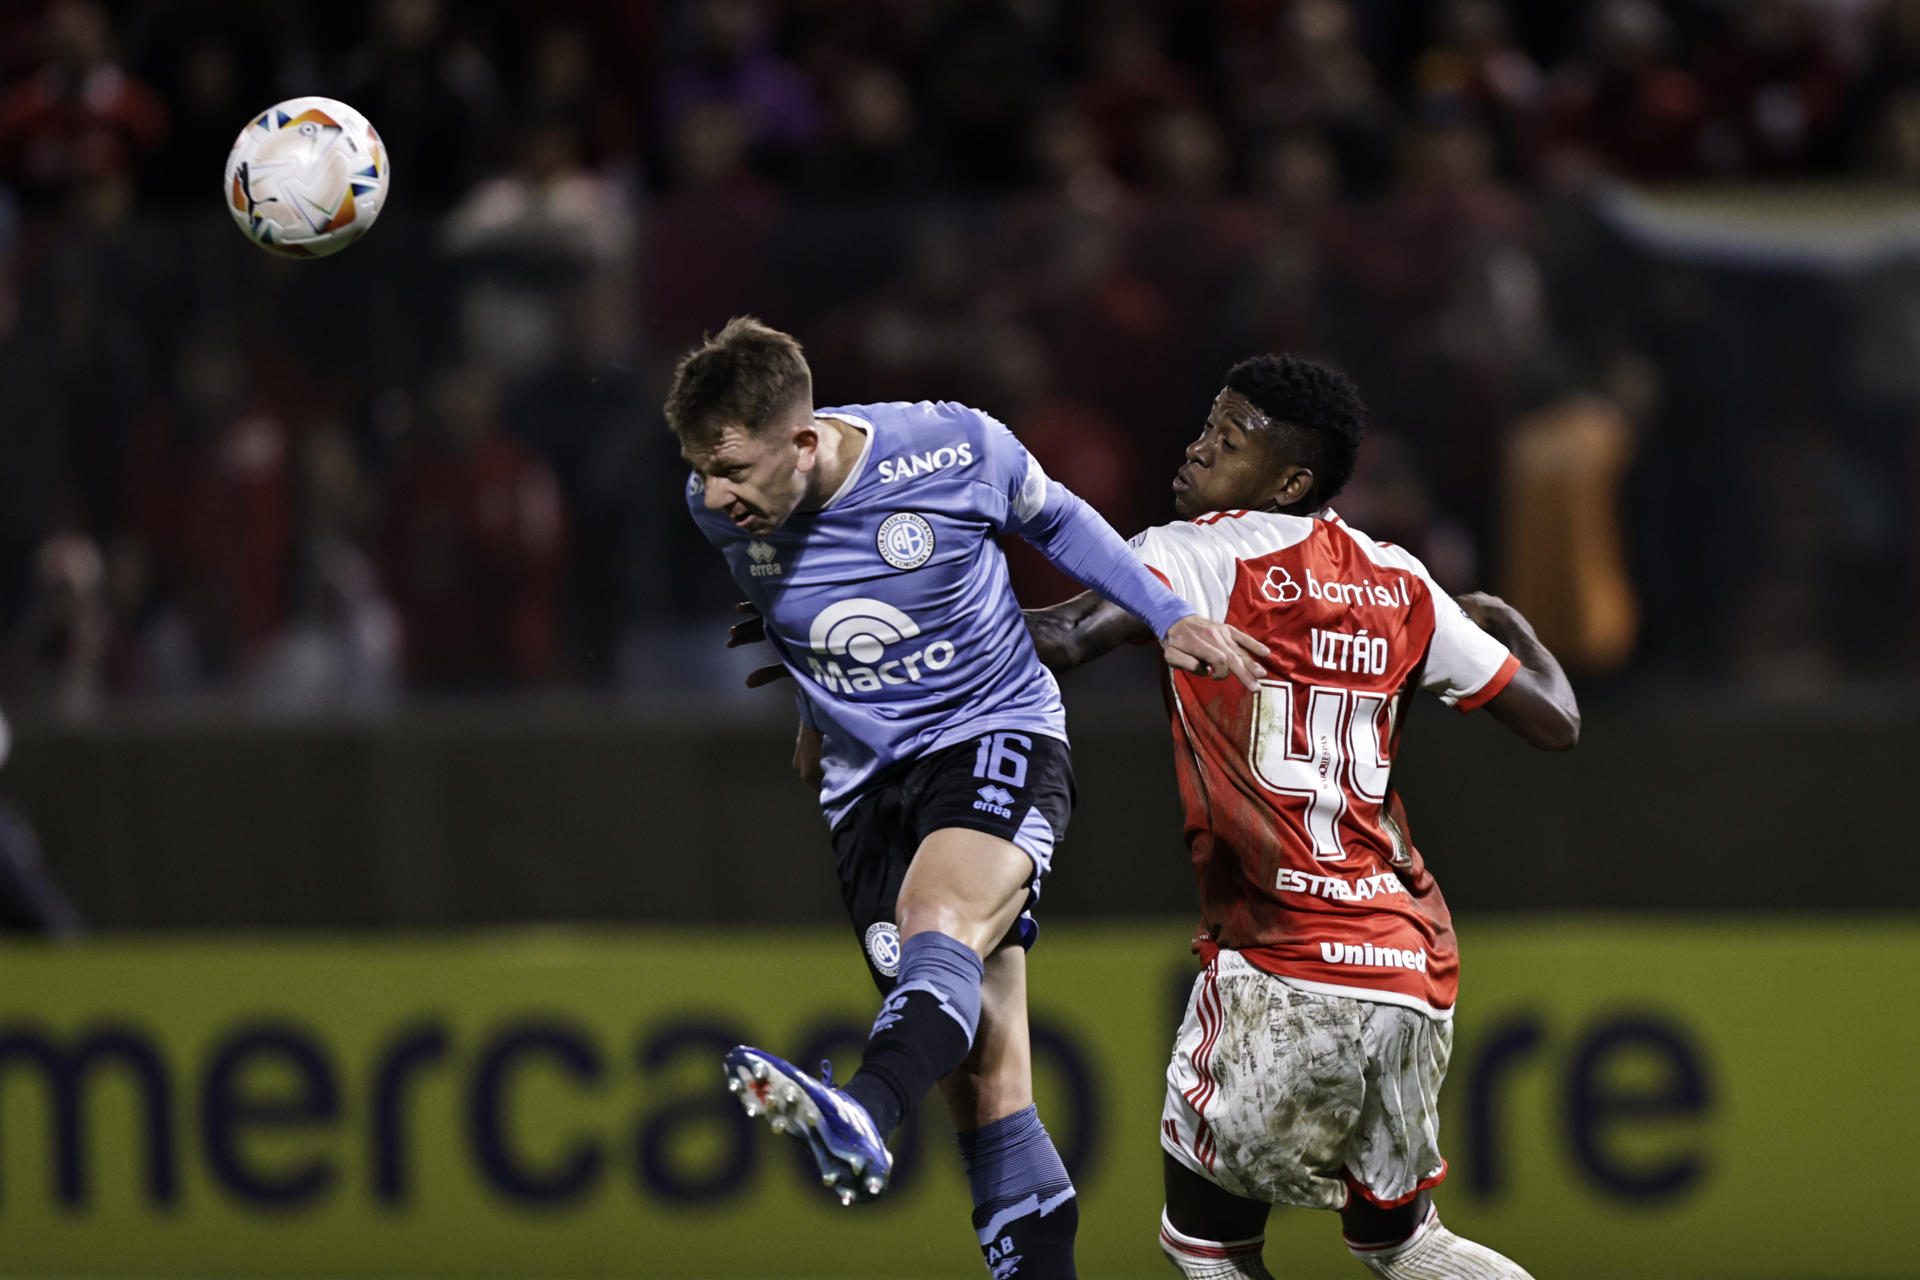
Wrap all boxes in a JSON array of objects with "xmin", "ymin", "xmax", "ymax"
[
  {"xmin": 958, "ymin": 1105, "xmax": 1078, "ymax": 1279},
  {"xmin": 843, "ymin": 931, "xmax": 984, "ymax": 1137}
]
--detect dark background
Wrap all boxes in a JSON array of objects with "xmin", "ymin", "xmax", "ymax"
[{"xmin": 1, "ymin": 0, "xmax": 1917, "ymax": 927}]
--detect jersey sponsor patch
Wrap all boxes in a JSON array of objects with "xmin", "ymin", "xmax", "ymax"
[
  {"xmin": 1301, "ymin": 567, "xmax": 1413, "ymax": 610},
  {"xmin": 1319, "ymin": 940, "xmax": 1429, "ymax": 972},
  {"xmin": 802, "ymin": 597, "xmax": 957, "ymax": 691},
  {"xmin": 876, "ymin": 512, "xmax": 935, "ymax": 570},
  {"xmin": 1276, "ymin": 868, "xmax": 1407, "ymax": 901},
  {"xmin": 876, "ymin": 443, "xmax": 974, "ymax": 483},
  {"xmin": 1261, "ymin": 566, "xmax": 1302, "ymax": 603}
]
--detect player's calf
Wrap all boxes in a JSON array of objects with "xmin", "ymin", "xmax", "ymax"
[
  {"xmin": 840, "ymin": 930, "xmax": 986, "ymax": 1135},
  {"xmin": 958, "ymin": 1104, "xmax": 1078, "ymax": 1279},
  {"xmin": 1346, "ymin": 1204, "xmax": 1534, "ymax": 1279}
]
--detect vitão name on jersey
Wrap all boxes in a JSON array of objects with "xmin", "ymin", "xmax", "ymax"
[
  {"xmin": 1306, "ymin": 568, "xmax": 1412, "ymax": 610},
  {"xmin": 1319, "ymin": 940, "xmax": 1428, "ymax": 972},
  {"xmin": 1310, "ymin": 628, "xmax": 1389, "ymax": 674},
  {"xmin": 1278, "ymin": 868, "xmax": 1407, "ymax": 901},
  {"xmin": 878, "ymin": 443, "xmax": 974, "ymax": 484}
]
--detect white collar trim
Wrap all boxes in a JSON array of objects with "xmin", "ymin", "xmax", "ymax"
[{"xmin": 817, "ymin": 412, "xmax": 873, "ymax": 509}]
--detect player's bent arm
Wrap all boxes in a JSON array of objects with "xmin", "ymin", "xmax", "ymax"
[
  {"xmin": 1456, "ymin": 592, "xmax": 1581, "ymax": 751},
  {"xmin": 1023, "ymin": 591, "xmax": 1151, "ymax": 672}
]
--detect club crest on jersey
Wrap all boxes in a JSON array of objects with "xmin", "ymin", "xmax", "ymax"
[
  {"xmin": 864, "ymin": 922, "xmax": 902, "ymax": 977},
  {"xmin": 876, "ymin": 512, "xmax": 935, "ymax": 570}
]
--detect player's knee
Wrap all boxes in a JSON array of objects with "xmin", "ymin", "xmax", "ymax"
[
  {"xmin": 896, "ymin": 897, "xmax": 975, "ymax": 947},
  {"xmin": 1339, "ymin": 1189, "xmax": 1428, "ymax": 1248},
  {"xmin": 898, "ymin": 897, "xmax": 1016, "ymax": 958},
  {"xmin": 938, "ymin": 1059, "xmax": 1029, "ymax": 1129}
]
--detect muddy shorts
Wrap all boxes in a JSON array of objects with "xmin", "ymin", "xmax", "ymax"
[{"xmin": 1160, "ymin": 947, "xmax": 1452, "ymax": 1211}]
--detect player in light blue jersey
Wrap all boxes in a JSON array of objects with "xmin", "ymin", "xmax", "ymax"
[{"xmin": 667, "ymin": 317, "xmax": 1266, "ymax": 1279}]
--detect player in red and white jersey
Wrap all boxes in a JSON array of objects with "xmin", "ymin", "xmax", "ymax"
[
  {"xmin": 1125, "ymin": 504, "xmax": 1512, "ymax": 1017},
  {"xmin": 1026, "ymin": 354, "xmax": 1579, "ymax": 1280}
]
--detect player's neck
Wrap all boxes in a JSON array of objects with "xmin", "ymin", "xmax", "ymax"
[{"xmin": 799, "ymin": 414, "xmax": 866, "ymax": 510}]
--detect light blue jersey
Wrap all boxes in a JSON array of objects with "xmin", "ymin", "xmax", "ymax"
[{"xmin": 689, "ymin": 400, "xmax": 1192, "ymax": 825}]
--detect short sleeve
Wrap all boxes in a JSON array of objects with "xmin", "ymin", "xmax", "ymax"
[
  {"xmin": 1420, "ymin": 584, "xmax": 1519, "ymax": 711},
  {"xmin": 1127, "ymin": 522, "xmax": 1236, "ymax": 622}
]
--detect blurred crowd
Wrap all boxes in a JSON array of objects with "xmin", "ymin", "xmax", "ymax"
[{"xmin": 1, "ymin": 0, "xmax": 1917, "ymax": 715}]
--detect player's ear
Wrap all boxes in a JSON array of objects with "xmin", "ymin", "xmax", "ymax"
[
  {"xmin": 1269, "ymin": 464, "xmax": 1314, "ymax": 509},
  {"xmin": 791, "ymin": 419, "xmax": 822, "ymax": 472}
]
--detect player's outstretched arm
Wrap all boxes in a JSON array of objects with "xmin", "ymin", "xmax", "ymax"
[
  {"xmin": 1162, "ymin": 615, "xmax": 1269, "ymax": 690},
  {"xmin": 1024, "ymin": 592, "xmax": 1268, "ymax": 687},
  {"xmin": 1455, "ymin": 592, "xmax": 1581, "ymax": 751},
  {"xmin": 1012, "ymin": 489, "xmax": 1267, "ymax": 688},
  {"xmin": 1023, "ymin": 591, "xmax": 1150, "ymax": 672}
]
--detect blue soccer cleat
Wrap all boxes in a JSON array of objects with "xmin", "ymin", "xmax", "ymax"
[{"xmin": 723, "ymin": 1045, "xmax": 893, "ymax": 1205}]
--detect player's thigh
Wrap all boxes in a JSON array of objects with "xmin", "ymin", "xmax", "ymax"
[
  {"xmin": 1162, "ymin": 951, "xmax": 1367, "ymax": 1210},
  {"xmin": 895, "ymin": 826, "xmax": 1035, "ymax": 955},
  {"xmin": 897, "ymin": 730, "xmax": 1073, "ymax": 955},
  {"xmin": 938, "ymin": 939, "xmax": 1034, "ymax": 1130},
  {"xmin": 830, "ymin": 788, "xmax": 916, "ymax": 991},
  {"xmin": 1163, "ymin": 1151, "xmax": 1271, "ymax": 1244}
]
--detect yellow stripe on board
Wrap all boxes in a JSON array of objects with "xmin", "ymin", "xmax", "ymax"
[{"xmin": 0, "ymin": 921, "xmax": 1914, "ymax": 1278}]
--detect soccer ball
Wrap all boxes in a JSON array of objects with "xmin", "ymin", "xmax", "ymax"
[{"xmin": 223, "ymin": 96, "xmax": 388, "ymax": 258}]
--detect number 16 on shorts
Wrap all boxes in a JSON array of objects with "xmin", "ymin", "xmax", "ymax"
[{"xmin": 973, "ymin": 731, "xmax": 1032, "ymax": 790}]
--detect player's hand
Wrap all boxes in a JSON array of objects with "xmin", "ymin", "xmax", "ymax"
[
  {"xmin": 728, "ymin": 601, "xmax": 790, "ymax": 687},
  {"xmin": 794, "ymin": 723, "xmax": 824, "ymax": 789},
  {"xmin": 727, "ymin": 601, "xmax": 766, "ymax": 648},
  {"xmin": 1162, "ymin": 615, "xmax": 1268, "ymax": 691}
]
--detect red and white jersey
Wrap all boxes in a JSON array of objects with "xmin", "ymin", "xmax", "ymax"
[{"xmin": 1131, "ymin": 509, "xmax": 1519, "ymax": 1017}]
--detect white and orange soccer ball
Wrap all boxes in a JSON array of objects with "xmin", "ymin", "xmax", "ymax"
[{"xmin": 223, "ymin": 96, "xmax": 388, "ymax": 258}]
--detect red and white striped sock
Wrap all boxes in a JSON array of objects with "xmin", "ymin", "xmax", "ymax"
[
  {"xmin": 1346, "ymin": 1205, "xmax": 1534, "ymax": 1279},
  {"xmin": 1158, "ymin": 1208, "xmax": 1273, "ymax": 1279}
]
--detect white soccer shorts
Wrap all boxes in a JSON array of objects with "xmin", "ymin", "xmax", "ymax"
[{"xmin": 1160, "ymin": 947, "xmax": 1452, "ymax": 1212}]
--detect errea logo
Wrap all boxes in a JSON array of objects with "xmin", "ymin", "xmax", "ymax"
[
  {"xmin": 974, "ymin": 785, "xmax": 1015, "ymax": 818},
  {"xmin": 803, "ymin": 598, "xmax": 957, "ymax": 694},
  {"xmin": 746, "ymin": 540, "xmax": 782, "ymax": 577}
]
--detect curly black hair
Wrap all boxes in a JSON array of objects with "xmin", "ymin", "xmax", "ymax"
[{"xmin": 1223, "ymin": 353, "xmax": 1367, "ymax": 510}]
